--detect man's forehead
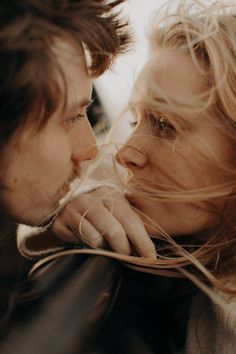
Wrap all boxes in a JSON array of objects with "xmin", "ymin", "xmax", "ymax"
[
  {"xmin": 51, "ymin": 37, "xmax": 92, "ymax": 114},
  {"xmin": 52, "ymin": 36, "xmax": 89, "ymax": 88}
]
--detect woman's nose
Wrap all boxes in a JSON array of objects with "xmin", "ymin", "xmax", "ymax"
[
  {"xmin": 71, "ymin": 119, "xmax": 98, "ymax": 164},
  {"xmin": 116, "ymin": 143, "xmax": 148, "ymax": 169}
]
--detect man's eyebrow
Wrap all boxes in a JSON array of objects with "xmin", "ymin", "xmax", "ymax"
[{"xmin": 67, "ymin": 98, "xmax": 94, "ymax": 112}]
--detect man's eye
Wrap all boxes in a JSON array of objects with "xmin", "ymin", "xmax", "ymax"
[{"xmin": 65, "ymin": 113, "xmax": 84, "ymax": 129}]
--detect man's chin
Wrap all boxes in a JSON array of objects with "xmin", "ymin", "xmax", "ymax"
[{"xmin": 28, "ymin": 201, "xmax": 60, "ymax": 227}]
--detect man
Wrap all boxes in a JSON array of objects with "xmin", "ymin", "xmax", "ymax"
[
  {"xmin": 0, "ymin": 1, "xmax": 133, "ymax": 341},
  {"xmin": 0, "ymin": 0, "xmax": 130, "ymax": 276}
]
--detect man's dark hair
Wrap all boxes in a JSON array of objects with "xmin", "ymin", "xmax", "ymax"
[{"xmin": 0, "ymin": 0, "xmax": 130, "ymax": 139}]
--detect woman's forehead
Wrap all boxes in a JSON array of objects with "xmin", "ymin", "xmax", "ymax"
[{"xmin": 131, "ymin": 47, "xmax": 205, "ymax": 104}]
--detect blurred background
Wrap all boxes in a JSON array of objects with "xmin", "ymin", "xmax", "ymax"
[{"xmin": 88, "ymin": 0, "xmax": 167, "ymax": 137}]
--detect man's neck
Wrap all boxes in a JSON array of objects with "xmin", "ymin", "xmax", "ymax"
[
  {"xmin": 0, "ymin": 220, "xmax": 26, "ymax": 278},
  {"xmin": 0, "ymin": 219, "xmax": 16, "ymax": 242}
]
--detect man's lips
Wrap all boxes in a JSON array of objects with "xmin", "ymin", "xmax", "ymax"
[{"xmin": 57, "ymin": 166, "xmax": 80, "ymax": 198}]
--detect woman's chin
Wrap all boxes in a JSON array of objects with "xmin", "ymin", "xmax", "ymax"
[
  {"xmin": 142, "ymin": 218, "xmax": 162, "ymax": 236},
  {"xmin": 125, "ymin": 194, "xmax": 160, "ymax": 235}
]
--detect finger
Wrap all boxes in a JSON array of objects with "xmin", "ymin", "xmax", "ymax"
[
  {"xmin": 67, "ymin": 210, "xmax": 104, "ymax": 248},
  {"xmin": 52, "ymin": 219, "xmax": 80, "ymax": 244},
  {"xmin": 85, "ymin": 206, "xmax": 132, "ymax": 255},
  {"xmin": 52, "ymin": 212, "xmax": 104, "ymax": 248},
  {"xmin": 104, "ymin": 199, "xmax": 157, "ymax": 258}
]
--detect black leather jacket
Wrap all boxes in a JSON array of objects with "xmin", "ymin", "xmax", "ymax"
[{"xmin": 0, "ymin": 255, "xmax": 192, "ymax": 354}]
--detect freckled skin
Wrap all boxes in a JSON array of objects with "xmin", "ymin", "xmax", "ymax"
[{"xmin": 117, "ymin": 48, "xmax": 231, "ymax": 236}]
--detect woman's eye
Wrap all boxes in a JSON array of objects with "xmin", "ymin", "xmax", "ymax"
[
  {"xmin": 129, "ymin": 120, "xmax": 138, "ymax": 128},
  {"xmin": 65, "ymin": 113, "xmax": 84, "ymax": 129},
  {"xmin": 158, "ymin": 116, "xmax": 168, "ymax": 131},
  {"xmin": 151, "ymin": 115, "xmax": 176, "ymax": 139}
]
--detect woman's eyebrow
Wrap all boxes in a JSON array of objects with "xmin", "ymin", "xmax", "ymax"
[{"xmin": 128, "ymin": 101, "xmax": 143, "ymax": 113}]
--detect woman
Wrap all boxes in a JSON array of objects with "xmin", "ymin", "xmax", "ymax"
[{"xmin": 19, "ymin": 1, "xmax": 236, "ymax": 352}]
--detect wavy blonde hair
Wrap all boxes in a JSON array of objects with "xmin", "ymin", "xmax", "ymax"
[{"xmin": 145, "ymin": 0, "xmax": 236, "ymax": 292}]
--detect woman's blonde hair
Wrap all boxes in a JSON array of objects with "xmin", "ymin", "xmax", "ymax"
[{"xmin": 144, "ymin": 0, "xmax": 236, "ymax": 291}]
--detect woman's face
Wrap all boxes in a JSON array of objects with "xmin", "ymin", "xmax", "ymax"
[{"xmin": 116, "ymin": 48, "xmax": 232, "ymax": 236}]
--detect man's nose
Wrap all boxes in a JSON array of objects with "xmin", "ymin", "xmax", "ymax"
[
  {"xmin": 116, "ymin": 143, "xmax": 148, "ymax": 169},
  {"xmin": 71, "ymin": 119, "xmax": 98, "ymax": 164}
]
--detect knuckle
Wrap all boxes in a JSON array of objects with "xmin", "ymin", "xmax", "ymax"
[
  {"xmin": 114, "ymin": 245, "xmax": 131, "ymax": 255},
  {"xmin": 81, "ymin": 233, "xmax": 104, "ymax": 248},
  {"xmin": 105, "ymin": 225, "xmax": 125, "ymax": 241},
  {"xmin": 90, "ymin": 237, "xmax": 104, "ymax": 248}
]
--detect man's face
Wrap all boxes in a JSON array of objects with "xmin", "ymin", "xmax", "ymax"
[{"xmin": 0, "ymin": 38, "xmax": 97, "ymax": 226}]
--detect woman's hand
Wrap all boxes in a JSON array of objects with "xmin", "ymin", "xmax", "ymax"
[{"xmin": 51, "ymin": 187, "xmax": 157, "ymax": 258}]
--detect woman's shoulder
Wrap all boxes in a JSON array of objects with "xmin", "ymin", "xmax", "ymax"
[{"xmin": 185, "ymin": 288, "xmax": 236, "ymax": 354}]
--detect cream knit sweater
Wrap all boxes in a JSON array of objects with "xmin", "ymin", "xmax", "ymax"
[{"xmin": 183, "ymin": 291, "xmax": 236, "ymax": 354}]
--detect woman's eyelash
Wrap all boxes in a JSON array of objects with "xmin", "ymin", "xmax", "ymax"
[
  {"xmin": 128, "ymin": 112, "xmax": 176, "ymax": 139},
  {"xmin": 129, "ymin": 120, "xmax": 138, "ymax": 127}
]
